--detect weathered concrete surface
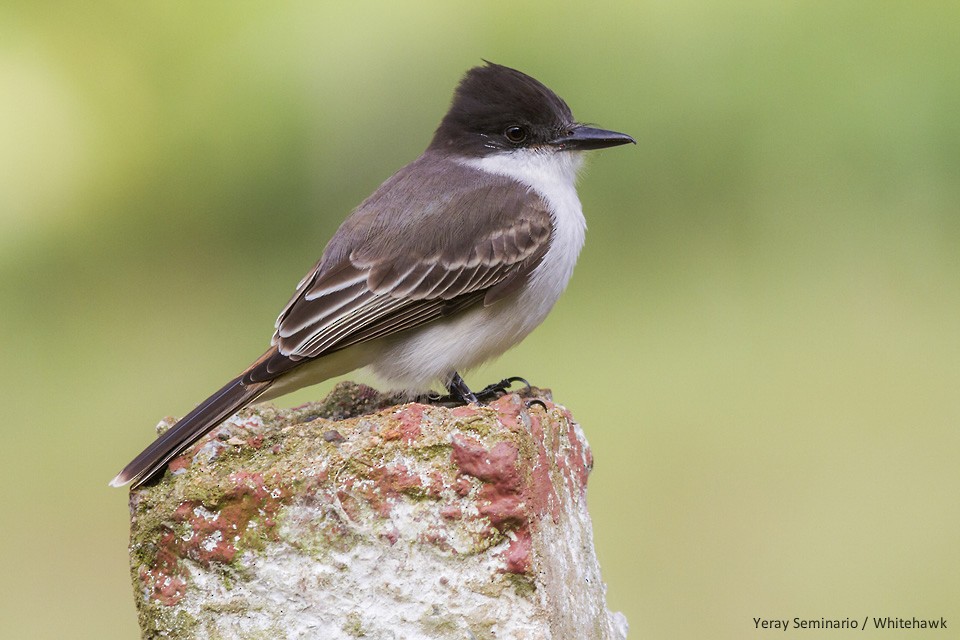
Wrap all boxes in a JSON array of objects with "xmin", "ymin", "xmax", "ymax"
[{"xmin": 126, "ymin": 382, "xmax": 628, "ymax": 639}]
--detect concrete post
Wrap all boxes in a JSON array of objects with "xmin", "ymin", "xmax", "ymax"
[{"xmin": 125, "ymin": 382, "xmax": 628, "ymax": 639}]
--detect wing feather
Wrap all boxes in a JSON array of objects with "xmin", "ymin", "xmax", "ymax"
[
  {"xmin": 297, "ymin": 297, "xmax": 406, "ymax": 356},
  {"xmin": 421, "ymin": 264, "xmax": 466, "ymax": 299},
  {"xmin": 277, "ymin": 280, "xmax": 368, "ymax": 338}
]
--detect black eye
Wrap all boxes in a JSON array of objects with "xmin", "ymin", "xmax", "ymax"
[{"xmin": 504, "ymin": 125, "xmax": 527, "ymax": 144}]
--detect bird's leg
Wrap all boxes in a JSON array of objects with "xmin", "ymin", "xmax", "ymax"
[
  {"xmin": 447, "ymin": 371, "xmax": 479, "ymax": 405},
  {"xmin": 420, "ymin": 372, "xmax": 482, "ymax": 406}
]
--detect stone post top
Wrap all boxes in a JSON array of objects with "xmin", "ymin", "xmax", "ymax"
[{"xmin": 126, "ymin": 381, "xmax": 626, "ymax": 639}]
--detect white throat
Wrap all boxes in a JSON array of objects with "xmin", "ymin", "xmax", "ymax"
[
  {"xmin": 460, "ymin": 147, "xmax": 585, "ymax": 212},
  {"xmin": 458, "ymin": 147, "xmax": 588, "ymax": 323}
]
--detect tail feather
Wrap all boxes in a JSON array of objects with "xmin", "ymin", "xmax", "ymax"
[{"xmin": 110, "ymin": 375, "xmax": 272, "ymax": 489}]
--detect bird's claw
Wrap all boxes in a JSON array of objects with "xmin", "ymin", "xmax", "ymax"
[{"xmin": 475, "ymin": 376, "xmax": 532, "ymax": 401}]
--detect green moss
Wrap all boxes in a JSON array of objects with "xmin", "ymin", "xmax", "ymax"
[
  {"xmin": 298, "ymin": 381, "xmax": 402, "ymax": 423},
  {"xmin": 138, "ymin": 604, "xmax": 199, "ymax": 640},
  {"xmin": 201, "ymin": 598, "xmax": 255, "ymax": 615},
  {"xmin": 418, "ymin": 607, "xmax": 460, "ymax": 635},
  {"xmin": 245, "ymin": 630, "xmax": 290, "ymax": 640},
  {"xmin": 407, "ymin": 442, "xmax": 453, "ymax": 462},
  {"xmin": 505, "ymin": 572, "xmax": 536, "ymax": 597},
  {"xmin": 343, "ymin": 611, "xmax": 366, "ymax": 636},
  {"xmin": 466, "ymin": 618, "xmax": 497, "ymax": 640},
  {"xmin": 451, "ymin": 411, "xmax": 500, "ymax": 437}
]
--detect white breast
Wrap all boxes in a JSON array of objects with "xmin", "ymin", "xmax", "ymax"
[{"xmin": 463, "ymin": 148, "xmax": 587, "ymax": 305}]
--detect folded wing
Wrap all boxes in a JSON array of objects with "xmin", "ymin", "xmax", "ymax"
[{"xmin": 244, "ymin": 173, "xmax": 552, "ymax": 384}]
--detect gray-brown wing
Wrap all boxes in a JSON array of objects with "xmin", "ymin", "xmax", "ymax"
[{"xmin": 243, "ymin": 184, "xmax": 552, "ymax": 383}]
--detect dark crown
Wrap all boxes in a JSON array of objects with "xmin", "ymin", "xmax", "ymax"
[{"xmin": 429, "ymin": 62, "xmax": 575, "ymax": 156}]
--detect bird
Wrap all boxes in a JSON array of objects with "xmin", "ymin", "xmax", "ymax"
[{"xmin": 110, "ymin": 61, "xmax": 634, "ymax": 489}]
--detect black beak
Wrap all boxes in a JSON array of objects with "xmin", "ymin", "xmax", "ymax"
[{"xmin": 549, "ymin": 125, "xmax": 635, "ymax": 151}]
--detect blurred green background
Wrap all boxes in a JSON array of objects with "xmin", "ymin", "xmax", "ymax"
[{"xmin": 2, "ymin": 2, "xmax": 958, "ymax": 638}]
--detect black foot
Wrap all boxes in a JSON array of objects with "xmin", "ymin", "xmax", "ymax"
[
  {"xmin": 475, "ymin": 376, "xmax": 532, "ymax": 402},
  {"xmin": 421, "ymin": 374, "xmax": 535, "ymax": 407}
]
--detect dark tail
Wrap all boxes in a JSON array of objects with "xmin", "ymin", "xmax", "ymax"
[{"xmin": 110, "ymin": 375, "xmax": 272, "ymax": 489}]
